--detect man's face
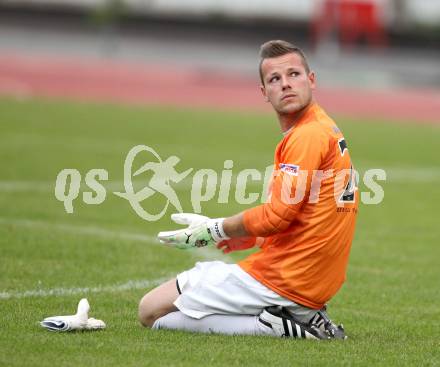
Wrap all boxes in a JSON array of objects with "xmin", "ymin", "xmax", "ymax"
[{"xmin": 260, "ymin": 53, "xmax": 315, "ymax": 115}]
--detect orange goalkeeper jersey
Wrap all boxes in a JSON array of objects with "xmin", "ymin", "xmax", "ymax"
[{"xmin": 239, "ymin": 102, "xmax": 358, "ymax": 310}]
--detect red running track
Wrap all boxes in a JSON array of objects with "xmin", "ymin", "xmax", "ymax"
[{"xmin": 0, "ymin": 53, "xmax": 438, "ymax": 124}]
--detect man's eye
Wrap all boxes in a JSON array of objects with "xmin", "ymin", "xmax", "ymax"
[
  {"xmin": 269, "ymin": 76, "xmax": 279, "ymax": 83},
  {"xmin": 290, "ymin": 72, "xmax": 300, "ymax": 77}
]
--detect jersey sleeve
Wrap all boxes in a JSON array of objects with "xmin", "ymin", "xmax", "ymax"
[{"xmin": 243, "ymin": 126, "xmax": 328, "ymax": 237}]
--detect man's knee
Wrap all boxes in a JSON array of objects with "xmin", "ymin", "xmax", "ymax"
[
  {"xmin": 138, "ymin": 278, "xmax": 180, "ymax": 328},
  {"xmin": 138, "ymin": 294, "xmax": 158, "ymax": 328}
]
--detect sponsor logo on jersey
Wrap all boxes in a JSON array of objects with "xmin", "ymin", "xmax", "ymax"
[{"xmin": 279, "ymin": 163, "xmax": 300, "ymax": 176}]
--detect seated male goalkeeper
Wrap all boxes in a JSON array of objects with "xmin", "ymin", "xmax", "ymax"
[{"xmin": 138, "ymin": 40, "xmax": 358, "ymax": 339}]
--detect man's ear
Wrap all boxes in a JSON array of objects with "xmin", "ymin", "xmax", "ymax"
[
  {"xmin": 260, "ymin": 84, "xmax": 269, "ymax": 102},
  {"xmin": 308, "ymin": 71, "xmax": 316, "ymax": 90}
]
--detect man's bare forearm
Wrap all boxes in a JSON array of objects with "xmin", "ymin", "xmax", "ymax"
[{"xmin": 222, "ymin": 213, "xmax": 249, "ymax": 238}]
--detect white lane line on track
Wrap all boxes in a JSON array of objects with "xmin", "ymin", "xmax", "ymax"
[{"xmin": 0, "ymin": 217, "xmax": 231, "ymax": 300}]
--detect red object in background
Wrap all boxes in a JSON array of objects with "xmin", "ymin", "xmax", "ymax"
[{"xmin": 311, "ymin": 0, "xmax": 388, "ymax": 48}]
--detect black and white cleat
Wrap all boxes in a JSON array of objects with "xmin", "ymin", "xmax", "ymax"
[{"xmin": 259, "ymin": 305, "xmax": 347, "ymax": 340}]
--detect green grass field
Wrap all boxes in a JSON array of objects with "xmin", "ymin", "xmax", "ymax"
[{"xmin": 1, "ymin": 97, "xmax": 439, "ymax": 366}]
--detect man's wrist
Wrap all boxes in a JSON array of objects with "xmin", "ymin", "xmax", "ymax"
[
  {"xmin": 207, "ymin": 218, "xmax": 230, "ymax": 242},
  {"xmin": 222, "ymin": 213, "xmax": 249, "ymax": 238}
]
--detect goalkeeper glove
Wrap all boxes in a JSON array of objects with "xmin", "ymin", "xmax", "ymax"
[
  {"xmin": 40, "ymin": 298, "xmax": 106, "ymax": 332},
  {"xmin": 157, "ymin": 213, "xmax": 229, "ymax": 249}
]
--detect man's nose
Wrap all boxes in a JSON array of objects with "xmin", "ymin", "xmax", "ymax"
[{"xmin": 281, "ymin": 76, "xmax": 291, "ymax": 90}]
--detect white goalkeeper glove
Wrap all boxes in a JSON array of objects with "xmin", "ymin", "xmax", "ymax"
[
  {"xmin": 158, "ymin": 213, "xmax": 230, "ymax": 249},
  {"xmin": 40, "ymin": 298, "xmax": 106, "ymax": 332}
]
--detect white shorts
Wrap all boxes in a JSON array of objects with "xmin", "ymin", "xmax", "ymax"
[{"xmin": 174, "ymin": 261, "xmax": 316, "ymax": 322}]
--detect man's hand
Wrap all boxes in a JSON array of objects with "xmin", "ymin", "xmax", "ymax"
[
  {"xmin": 216, "ymin": 237, "xmax": 263, "ymax": 254},
  {"xmin": 158, "ymin": 213, "xmax": 229, "ymax": 250}
]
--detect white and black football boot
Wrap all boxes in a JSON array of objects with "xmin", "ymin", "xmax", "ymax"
[
  {"xmin": 258, "ymin": 305, "xmax": 347, "ymax": 340},
  {"xmin": 308, "ymin": 305, "xmax": 347, "ymax": 340}
]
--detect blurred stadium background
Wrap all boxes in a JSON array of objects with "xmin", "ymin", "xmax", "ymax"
[
  {"xmin": 0, "ymin": 0, "xmax": 439, "ymax": 121},
  {"xmin": 1, "ymin": 1, "xmax": 439, "ymax": 366}
]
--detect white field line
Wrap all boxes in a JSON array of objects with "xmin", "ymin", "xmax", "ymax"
[
  {"xmin": 1, "ymin": 167, "xmax": 440, "ymax": 193},
  {"xmin": 0, "ymin": 217, "xmax": 231, "ymax": 300},
  {"xmin": 0, "ymin": 217, "xmax": 224, "ymax": 261},
  {"xmin": 0, "ymin": 217, "xmax": 158, "ymax": 243},
  {"xmin": 0, "ymin": 176, "xmax": 259, "ymax": 193},
  {"xmin": 0, "ymin": 277, "xmax": 170, "ymax": 300}
]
